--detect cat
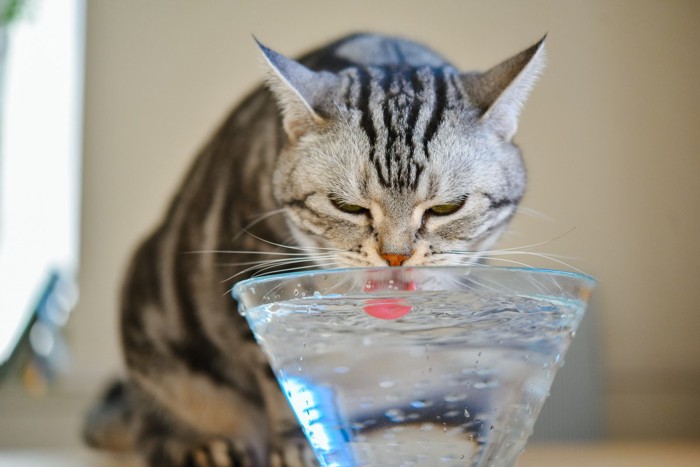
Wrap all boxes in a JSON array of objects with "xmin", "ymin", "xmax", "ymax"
[{"xmin": 83, "ymin": 32, "xmax": 546, "ymax": 467}]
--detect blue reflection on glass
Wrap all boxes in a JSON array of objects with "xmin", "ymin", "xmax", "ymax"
[{"xmin": 278, "ymin": 376, "xmax": 355, "ymax": 467}]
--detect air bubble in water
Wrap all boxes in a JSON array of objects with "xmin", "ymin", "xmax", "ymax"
[
  {"xmin": 474, "ymin": 381, "xmax": 498, "ymax": 389},
  {"xmin": 384, "ymin": 409, "xmax": 406, "ymax": 422},
  {"xmin": 410, "ymin": 399, "xmax": 433, "ymax": 409}
]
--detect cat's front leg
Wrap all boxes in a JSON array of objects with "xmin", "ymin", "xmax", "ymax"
[
  {"xmin": 269, "ymin": 431, "xmax": 318, "ymax": 467},
  {"xmin": 166, "ymin": 429, "xmax": 314, "ymax": 467},
  {"xmin": 99, "ymin": 378, "xmax": 262, "ymax": 467},
  {"xmin": 140, "ymin": 433, "xmax": 257, "ymax": 467},
  {"xmin": 183, "ymin": 438, "xmax": 257, "ymax": 467}
]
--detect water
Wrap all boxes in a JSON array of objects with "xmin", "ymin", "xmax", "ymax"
[{"xmin": 245, "ymin": 290, "xmax": 585, "ymax": 467}]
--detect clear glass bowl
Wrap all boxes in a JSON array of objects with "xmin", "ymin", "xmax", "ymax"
[{"xmin": 233, "ymin": 266, "xmax": 596, "ymax": 467}]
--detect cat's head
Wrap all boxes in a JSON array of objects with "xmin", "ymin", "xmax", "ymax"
[{"xmin": 260, "ymin": 36, "xmax": 546, "ymax": 268}]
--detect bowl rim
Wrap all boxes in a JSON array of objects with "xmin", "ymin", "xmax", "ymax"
[{"xmin": 232, "ymin": 265, "xmax": 597, "ymax": 301}]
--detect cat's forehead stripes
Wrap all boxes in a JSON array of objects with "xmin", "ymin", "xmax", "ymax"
[{"xmin": 342, "ymin": 65, "xmax": 464, "ymax": 192}]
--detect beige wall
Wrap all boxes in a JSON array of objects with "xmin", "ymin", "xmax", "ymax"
[{"xmin": 61, "ymin": 0, "xmax": 700, "ymax": 442}]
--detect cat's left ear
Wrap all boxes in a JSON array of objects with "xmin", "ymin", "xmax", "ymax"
[
  {"xmin": 256, "ymin": 38, "xmax": 340, "ymax": 142},
  {"xmin": 461, "ymin": 36, "xmax": 547, "ymax": 141}
]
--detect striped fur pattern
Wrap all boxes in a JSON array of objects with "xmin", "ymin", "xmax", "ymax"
[{"xmin": 85, "ymin": 33, "xmax": 546, "ymax": 466}]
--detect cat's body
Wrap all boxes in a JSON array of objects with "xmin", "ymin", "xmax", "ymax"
[{"xmin": 84, "ymin": 33, "xmax": 545, "ymax": 466}]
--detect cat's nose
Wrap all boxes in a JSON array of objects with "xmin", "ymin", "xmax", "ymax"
[{"xmin": 380, "ymin": 253, "xmax": 411, "ymax": 267}]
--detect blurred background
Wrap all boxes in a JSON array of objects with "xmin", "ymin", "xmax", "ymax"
[{"xmin": 1, "ymin": 0, "xmax": 699, "ymax": 464}]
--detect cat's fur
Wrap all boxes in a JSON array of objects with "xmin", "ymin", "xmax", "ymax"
[{"xmin": 84, "ymin": 33, "xmax": 546, "ymax": 466}]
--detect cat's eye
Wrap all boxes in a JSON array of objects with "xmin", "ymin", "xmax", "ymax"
[
  {"xmin": 428, "ymin": 198, "xmax": 467, "ymax": 216},
  {"xmin": 330, "ymin": 197, "xmax": 369, "ymax": 215}
]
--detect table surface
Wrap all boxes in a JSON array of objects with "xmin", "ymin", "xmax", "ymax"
[
  {"xmin": 1, "ymin": 442, "xmax": 699, "ymax": 466},
  {"xmin": 519, "ymin": 441, "xmax": 700, "ymax": 466}
]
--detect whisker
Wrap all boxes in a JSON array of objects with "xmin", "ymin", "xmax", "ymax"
[
  {"xmin": 444, "ymin": 227, "xmax": 582, "ymax": 271},
  {"xmin": 223, "ymin": 259, "xmax": 301, "ymax": 283},
  {"xmin": 481, "ymin": 256, "xmax": 538, "ymax": 269},
  {"xmin": 232, "ymin": 208, "xmax": 286, "ymax": 241},
  {"xmin": 479, "ymin": 250, "xmax": 583, "ymax": 273},
  {"xmin": 240, "ymin": 229, "xmax": 343, "ymax": 252},
  {"xmin": 482, "ymin": 227, "xmax": 577, "ymax": 253},
  {"xmin": 221, "ymin": 248, "xmax": 343, "ymax": 281},
  {"xmin": 222, "ymin": 255, "xmax": 337, "ymax": 283},
  {"xmin": 186, "ymin": 249, "xmax": 331, "ymax": 257},
  {"xmin": 479, "ymin": 250, "xmax": 580, "ymax": 262},
  {"xmin": 251, "ymin": 260, "xmax": 341, "ymax": 278},
  {"xmin": 218, "ymin": 253, "xmax": 337, "ymax": 268},
  {"xmin": 447, "ymin": 248, "xmax": 583, "ymax": 273},
  {"xmin": 225, "ymin": 261, "xmax": 343, "ymax": 297},
  {"xmin": 516, "ymin": 206, "xmax": 556, "ymax": 223}
]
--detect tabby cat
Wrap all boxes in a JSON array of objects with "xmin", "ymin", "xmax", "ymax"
[{"xmin": 84, "ymin": 33, "xmax": 546, "ymax": 466}]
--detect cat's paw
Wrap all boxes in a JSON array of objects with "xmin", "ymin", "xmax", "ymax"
[
  {"xmin": 269, "ymin": 438, "xmax": 318, "ymax": 467},
  {"xmin": 184, "ymin": 438, "xmax": 254, "ymax": 467}
]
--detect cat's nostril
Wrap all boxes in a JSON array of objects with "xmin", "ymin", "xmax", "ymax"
[{"xmin": 380, "ymin": 253, "xmax": 411, "ymax": 267}]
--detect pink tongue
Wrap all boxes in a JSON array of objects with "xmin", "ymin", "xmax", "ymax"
[
  {"xmin": 362, "ymin": 279, "xmax": 416, "ymax": 320},
  {"xmin": 363, "ymin": 299, "xmax": 412, "ymax": 320}
]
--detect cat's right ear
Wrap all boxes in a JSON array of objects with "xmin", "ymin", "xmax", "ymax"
[{"xmin": 255, "ymin": 38, "xmax": 340, "ymax": 143}]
